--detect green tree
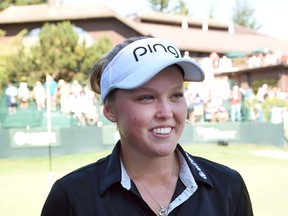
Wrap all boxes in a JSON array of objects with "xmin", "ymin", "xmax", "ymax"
[
  {"xmin": 0, "ymin": 0, "xmax": 46, "ymax": 11},
  {"xmin": 0, "ymin": 57, "xmax": 8, "ymax": 93},
  {"xmin": 149, "ymin": 0, "xmax": 190, "ymax": 15},
  {"xmin": 0, "ymin": 29, "xmax": 8, "ymax": 93},
  {"xmin": 148, "ymin": 0, "xmax": 169, "ymax": 12},
  {"xmin": 173, "ymin": 0, "xmax": 189, "ymax": 15},
  {"xmin": 31, "ymin": 21, "xmax": 81, "ymax": 81},
  {"xmin": 208, "ymin": 3, "xmax": 215, "ymax": 19},
  {"xmin": 0, "ymin": 29, "xmax": 27, "ymax": 91},
  {"xmin": 232, "ymin": 0, "xmax": 261, "ymax": 30},
  {"xmin": 5, "ymin": 21, "xmax": 112, "ymax": 86},
  {"xmin": 0, "ymin": 29, "xmax": 6, "ymax": 38},
  {"xmin": 6, "ymin": 45, "xmax": 34, "ymax": 83},
  {"xmin": 80, "ymin": 36, "xmax": 113, "ymax": 76},
  {"xmin": 0, "ymin": 0, "xmax": 11, "ymax": 10}
]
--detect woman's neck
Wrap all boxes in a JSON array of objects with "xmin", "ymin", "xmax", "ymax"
[
  {"xmin": 121, "ymin": 150, "xmax": 179, "ymax": 182},
  {"xmin": 121, "ymin": 150, "xmax": 180, "ymax": 216}
]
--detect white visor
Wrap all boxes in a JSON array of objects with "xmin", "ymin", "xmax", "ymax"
[{"xmin": 100, "ymin": 37, "xmax": 205, "ymax": 102}]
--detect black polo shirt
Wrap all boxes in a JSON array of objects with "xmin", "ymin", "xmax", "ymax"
[{"xmin": 41, "ymin": 142, "xmax": 253, "ymax": 216}]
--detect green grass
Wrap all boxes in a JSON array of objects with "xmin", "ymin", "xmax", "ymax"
[{"xmin": 1, "ymin": 144, "xmax": 288, "ymax": 216}]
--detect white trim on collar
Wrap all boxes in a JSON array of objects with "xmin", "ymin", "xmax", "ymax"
[{"xmin": 120, "ymin": 149, "xmax": 198, "ymax": 214}]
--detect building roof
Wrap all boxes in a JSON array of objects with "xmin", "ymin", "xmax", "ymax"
[
  {"xmin": 133, "ymin": 12, "xmax": 288, "ymax": 55},
  {"xmin": 134, "ymin": 11, "xmax": 257, "ymax": 34},
  {"xmin": 0, "ymin": 2, "xmax": 287, "ymax": 55},
  {"xmin": 0, "ymin": 2, "xmax": 149, "ymax": 36},
  {"xmin": 138, "ymin": 22, "xmax": 288, "ymax": 54},
  {"xmin": 0, "ymin": 3, "xmax": 113, "ymax": 23}
]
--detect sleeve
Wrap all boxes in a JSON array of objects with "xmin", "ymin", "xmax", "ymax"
[
  {"xmin": 235, "ymin": 177, "xmax": 254, "ymax": 216},
  {"xmin": 41, "ymin": 180, "xmax": 76, "ymax": 216}
]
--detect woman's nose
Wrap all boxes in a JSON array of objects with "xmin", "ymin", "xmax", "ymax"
[{"xmin": 155, "ymin": 100, "xmax": 173, "ymax": 119}]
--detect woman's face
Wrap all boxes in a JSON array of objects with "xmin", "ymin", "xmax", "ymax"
[{"xmin": 104, "ymin": 65, "xmax": 187, "ymax": 158}]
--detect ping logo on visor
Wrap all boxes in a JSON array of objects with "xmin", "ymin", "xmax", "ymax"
[
  {"xmin": 133, "ymin": 43, "xmax": 180, "ymax": 62},
  {"xmin": 100, "ymin": 37, "xmax": 204, "ymax": 102}
]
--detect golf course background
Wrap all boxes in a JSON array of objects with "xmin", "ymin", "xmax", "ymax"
[{"xmin": 1, "ymin": 143, "xmax": 288, "ymax": 216}]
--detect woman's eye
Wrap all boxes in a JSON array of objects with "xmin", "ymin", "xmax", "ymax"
[
  {"xmin": 139, "ymin": 95, "xmax": 154, "ymax": 101},
  {"xmin": 173, "ymin": 92, "xmax": 184, "ymax": 99}
]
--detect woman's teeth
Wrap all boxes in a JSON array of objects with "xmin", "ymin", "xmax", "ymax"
[{"xmin": 153, "ymin": 127, "xmax": 172, "ymax": 135}]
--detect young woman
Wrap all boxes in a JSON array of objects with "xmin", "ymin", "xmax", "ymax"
[{"xmin": 41, "ymin": 37, "xmax": 253, "ymax": 216}]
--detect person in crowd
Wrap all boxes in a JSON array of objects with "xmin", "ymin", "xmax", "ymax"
[
  {"xmin": 83, "ymin": 85, "xmax": 99, "ymax": 126},
  {"xmin": 192, "ymin": 93, "xmax": 204, "ymax": 122},
  {"xmin": 229, "ymin": 85, "xmax": 242, "ymax": 122},
  {"xmin": 41, "ymin": 36, "xmax": 253, "ymax": 216},
  {"xmin": 240, "ymin": 83, "xmax": 255, "ymax": 122},
  {"xmin": 32, "ymin": 81, "xmax": 46, "ymax": 111},
  {"xmin": 84, "ymin": 102, "xmax": 99, "ymax": 126},
  {"xmin": 256, "ymin": 83, "xmax": 268, "ymax": 103},
  {"xmin": 184, "ymin": 90, "xmax": 195, "ymax": 122},
  {"xmin": 57, "ymin": 79, "xmax": 71, "ymax": 117},
  {"xmin": 254, "ymin": 103, "xmax": 265, "ymax": 122},
  {"xmin": 5, "ymin": 82, "xmax": 18, "ymax": 114},
  {"xmin": 44, "ymin": 75, "xmax": 58, "ymax": 111},
  {"xmin": 70, "ymin": 80, "xmax": 82, "ymax": 98},
  {"xmin": 68, "ymin": 89, "xmax": 86, "ymax": 126},
  {"xmin": 209, "ymin": 51, "xmax": 220, "ymax": 69},
  {"xmin": 215, "ymin": 105, "xmax": 229, "ymax": 122},
  {"xmin": 17, "ymin": 81, "xmax": 30, "ymax": 109},
  {"xmin": 204, "ymin": 98, "xmax": 217, "ymax": 122}
]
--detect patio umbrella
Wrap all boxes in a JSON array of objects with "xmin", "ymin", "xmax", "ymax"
[
  {"xmin": 253, "ymin": 48, "xmax": 272, "ymax": 54},
  {"xmin": 225, "ymin": 51, "xmax": 247, "ymax": 58}
]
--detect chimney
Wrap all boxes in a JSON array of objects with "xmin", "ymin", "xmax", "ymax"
[
  {"xmin": 202, "ymin": 21, "xmax": 208, "ymax": 31},
  {"xmin": 181, "ymin": 18, "xmax": 189, "ymax": 30},
  {"xmin": 228, "ymin": 23, "xmax": 234, "ymax": 34}
]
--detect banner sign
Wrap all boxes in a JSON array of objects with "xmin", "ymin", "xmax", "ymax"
[
  {"xmin": 193, "ymin": 124, "xmax": 240, "ymax": 142},
  {"xmin": 9, "ymin": 128, "xmax": 61, "ymax": 148}
]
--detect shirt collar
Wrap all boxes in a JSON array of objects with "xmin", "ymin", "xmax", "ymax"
[
  {"xmin": 177, "ymin": 144, "xmax": 214, "ymax": 187},
  {"xmin": 99, "ymin": 141, "xmax": 122, "ymax": 195},
  {"xmin": 99, "ymin": 142, "xmax": 213, "ymax": 195}
]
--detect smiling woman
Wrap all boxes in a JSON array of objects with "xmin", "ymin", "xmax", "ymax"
[{"xmin": 41, "ymin": 36, "xmax": 253, "ymax": 216}]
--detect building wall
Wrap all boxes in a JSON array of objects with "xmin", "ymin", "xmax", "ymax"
[
  {"xmin": 221, "ymin": 65, "xmax": 288, "ymax": 92},
  {"xmin": 0, "ymin": 18, "xmax": 143, "ymax": 46}
]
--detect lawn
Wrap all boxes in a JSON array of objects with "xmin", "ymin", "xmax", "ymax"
[{"xmin": 0, "ymin": 144, "xmax": 288, "ymax": 216}]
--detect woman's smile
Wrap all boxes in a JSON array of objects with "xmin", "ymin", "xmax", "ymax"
[{"xmin": 152, "ymin": 126, "xmax": 173, "ymax": 135}]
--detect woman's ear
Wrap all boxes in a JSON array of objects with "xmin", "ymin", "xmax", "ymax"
[{"xmin": 103, "ymin": 104, "xmax": 116, "ymax": 122}]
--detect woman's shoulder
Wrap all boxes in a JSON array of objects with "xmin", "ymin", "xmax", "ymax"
[
  {"xmin": 56, "ymin": 156, "xmax": 109, "ymax": 185},
  {"xmin": 187, "ymin": 153, "xmax": 243, "ymax": 183}
]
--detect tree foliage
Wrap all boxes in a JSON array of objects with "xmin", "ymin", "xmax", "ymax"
[
  {"xmin": 0, "ymin": 57, "xmax": 8, "ymax": 92},
  {"xmin": 4, "ymin": 21, "xmax": 112, "ymax": 88},
  {"xmin": 148, "ymin": 0, "xmax": 169, "ymax": 12},
  {"xmin": 232, "ymin": 0, "xmax": 261, "ymax": 30},
  {"xmin": 31, "ymin": 22, "xmax": 81, "ymax": 81},
  {"xmin": 173, "ymin": 0, "xmax": 189, "ymax": 15},
  {"xmin": 0, "ymin": 29, "xmax": 6, "ymax": 37},
  {"xmin": 0, "ymin": 0, "xmax": 46, "ymax": 10},
  {"xmin": 149, "ymin": 0, "xmax": 189, "ymax": 14}
]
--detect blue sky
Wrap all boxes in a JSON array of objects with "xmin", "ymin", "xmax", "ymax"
[{"xmin": 63, "ymin": 0, "xmax": 288, "ymax": 40}]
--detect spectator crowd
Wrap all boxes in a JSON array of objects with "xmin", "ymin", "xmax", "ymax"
[
  {"xmin": 4, "ymin": 76, "xmax": 101, "ymax": 127},
  {"xmin": 184, "ymin": 82, "xmax": 288, "ymax": 124},
  {"xmin": 3, "ymin": 76, "xmax": 288, "ymax": 127}
]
